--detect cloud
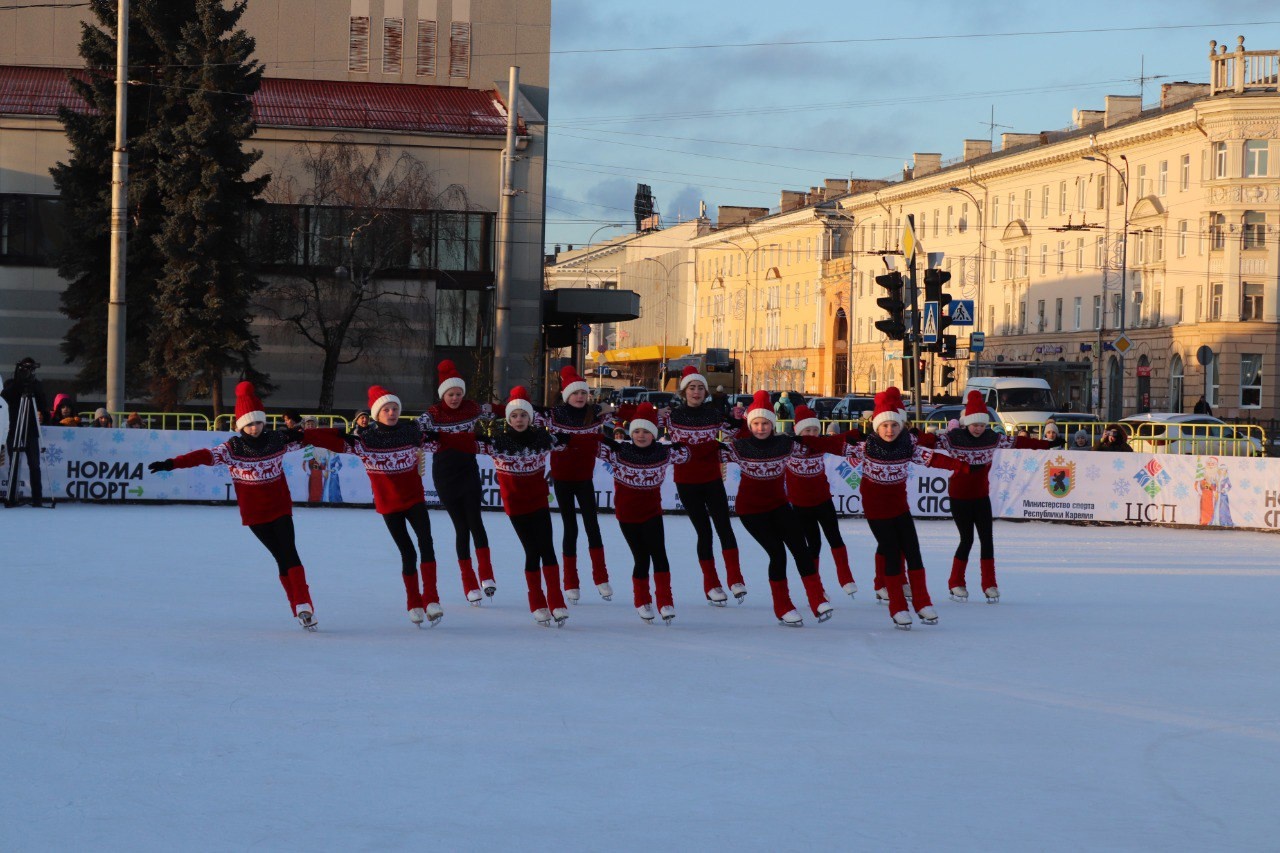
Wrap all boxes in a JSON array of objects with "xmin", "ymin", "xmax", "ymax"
[{"xmin": 663, "ymin": 185, "xmax": 707, "ymax": 223}]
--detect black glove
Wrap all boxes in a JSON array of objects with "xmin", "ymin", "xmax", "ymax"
[
  {"xmin": 551, "ymin": 431, "xmax": 571, "ymax": 447},
  {"xmin": 148, "ymin": 459, "xmax": 174, "ymax": 473},
  {"xmin": 420, "ymin": 428, "xmax": 440, "ymax": 442},
  {"xmin": 285, "ymin": 426, "xmax": 305, "ymax": 443}
]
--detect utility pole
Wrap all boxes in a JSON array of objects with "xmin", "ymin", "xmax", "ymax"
[
  {"xmin": 907, "ymin": 214, "xmax": 922, "ymax": 421},
  {"xmin": 106, "ymin": 0, "xmax": 129, "ymax": 416},
  {"xmin": 492, "ymin": 66, "xmax": 520, "ymax": 398}
]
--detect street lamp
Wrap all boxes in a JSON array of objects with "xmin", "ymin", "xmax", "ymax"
[
  {"xmin": 585, "ymin": 223, "xmax": 624, "ymax": 250},
  {"xmin": 949, "ymin": 186, "xmax": 985, "ymax": 379},
  {"xmin": 720, "ymin": 236, "xmax": 781, "ymax": 392},
  {"xmin": 639, "ymin": 257, "xmax": 695, "ymax": 390},
  {"xmin": 1083, "ymin": 153, "xmax": 1130, "ymax": 417}
]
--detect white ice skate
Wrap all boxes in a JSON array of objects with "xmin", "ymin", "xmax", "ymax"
[
  {"xmin": 841, "ymin": 582, "xmax": 857, "ymax": 598},
  {"xmin": 481, "ymin": 579, "xmax": 497, "ymax": 598},
  {"xmin": 636, "ymin": 603, "xmax": 655, "ymax": 623},
  {"xmin": 729, "ymin": 583, "xmax": 748, "ymax": 604},
  {"xmin": 984, "ymin": 586, "xmax": 1000, "ymax": 603},
  {"xmin": 892, "ymin": 610, "xmax": 913, "ymax": 630},
  {"xmin": 875, "ymin": 588, "xmax": 890, "ymax": 605},
  {"xmin": 949, "ymin": 586, "xmax": 969, "ymax": 602},
  {"xmin": 533, "ymin": 607, "xmax": 552, "ymax": 627},
  {"xmin": 596, "ymin": 582, "xmax": 614, "ymax": 601},
  {"xmin": 815, "ymin": 601, "xmax": 833, "ymax": 623},
  {"xmin": 466, "ymin": 589, "xmax": 483, "ymax": 606},
  {"xmin": 565, "ymin": 588, "xmax": 581, "ymax": 605},
  {"xmin": 552, "ymin": 607, "xmax": 570, "ymax": 627},
  {"xmin": 706, "ymin": 586, "xmax": 729, "ymax": 607},
  {"xmin": 778, "ymin": 609, "xmax": 803, "ymax": 627},
  {"xmin": 296, "ymin": 605, "xmax": 317, "ymax": 632},
  {"xmin": 659, "ymin": 605, "xmax": 676, "ymax": 625},
  {"xmin": 425, "ymin": 602, "xmax": 444, "ymax": 627},
  {"xmin": 916, "ymin": 605, "xmax": 938, "ymax": 625},
  {"xmin": 409, "ymin": 607, "xmax": 426, "ymax": 626}
]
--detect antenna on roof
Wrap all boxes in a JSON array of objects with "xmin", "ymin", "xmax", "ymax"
[{"xmin": 984, "ymin": 105, "xmax": 1013, "ymax": 147}]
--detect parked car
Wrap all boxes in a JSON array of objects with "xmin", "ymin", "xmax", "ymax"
[
  {"xmin": 805, "ymin": 396, "xmax": 842, "ymax": 420},
  {"xmin": 616, "ymin": 386, "xmax": 649, "ymax": 406},
  {"xmin": 636, "ymin": 390, "xmax": 677, "ymax": 409},
  {"xmin": 922, "ymin": 404, "xmax": 1005, "ymax": 433},
  {"xmin": 828, "ymin": 395, "xmax": 876, "ymax": 422},
  {"xmin": 1120, "ymin": 413, "xmax": 1265, "ymax": 457}
]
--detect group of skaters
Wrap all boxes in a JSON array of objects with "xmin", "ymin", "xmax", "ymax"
[{"xmin": 149, "ymin": 362, "xmax": 1050, "ymax": 634}]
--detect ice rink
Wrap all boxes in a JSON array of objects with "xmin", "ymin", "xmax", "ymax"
[{"xmin": 3, "ymin": 504, "xmax": 1277, "ymax": 851}]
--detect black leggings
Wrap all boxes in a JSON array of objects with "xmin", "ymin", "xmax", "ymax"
[
  {"xmin": 249, "ymin": 515, "xmax": 302, "ymax": 575},
  {"xmin": 951, "ymin": 496, "xmax": 995, "ymax": 561},
  {"xmin": 867, "ymin": 513, "xmax": 924, "ymax": 577},
  {"xmin": 739, "ymin": 505, "xmax": 815, "ymax": 582},
  {"xmin": 794, "ymin": 500, "xmax": 844, "ymax": 561},
  {"xmin": 382, "ymin": 501, "xmax": 435, "ymax": 575},
  {"xmin": 436, "ymin": 463, "xmax": 490, "ymax": 560},
  {"xmin": 553, "ymin": 479, "xmax": 603, "ymax": 557},
  {"xmin": 620, "ymin": 514, "xmax": 670, "ymax": 579},
  {"xmin": 510, "ymin": 508, "xmax": 558, "ymax": 574},
  {"xmin": 676, "ymin": 479, "xmax": 739, "ymax": 561}
]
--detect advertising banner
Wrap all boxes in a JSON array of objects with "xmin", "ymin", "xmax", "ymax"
[{"xmin": 8, "ymin": 429, "xmax": 1277, "ymax": 532}]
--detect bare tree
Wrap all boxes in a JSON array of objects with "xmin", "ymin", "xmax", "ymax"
[{"xmin": 252, "ymin": 135, "xmax": 471, "ymax": 410}]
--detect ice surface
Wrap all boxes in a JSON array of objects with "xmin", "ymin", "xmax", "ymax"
[{"xmin": 2, "ymin": 505, "xmax": 1277, "ymax": 851}]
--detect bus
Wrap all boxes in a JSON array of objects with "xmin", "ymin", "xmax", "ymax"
[{"xmin": 662, "ymin": 349, "xmax": 739, "ymax": 394}]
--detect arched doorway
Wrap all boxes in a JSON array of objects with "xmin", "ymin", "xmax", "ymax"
[
  {"xmin": 1169, "ymin": 354, "xmax": 1184, "ymax": 412},
  {"xmin": 1106, "ymin": 355, "xmax": 1123, "ymax": 420},
  {"xmin": 1136, "ymin": 354, "xmax": 1151, "ymax": 413},
  {"xmin": 868, "ymin": 366, "xmax": 877, "ymax": 395},
  {"xmin": 833, "ymin": 308, "xmax": 849, "ymax": 395}
]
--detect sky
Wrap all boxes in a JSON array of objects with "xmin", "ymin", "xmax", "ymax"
[{"xmin": 543, "ymin": 0, "xmax": 1280, "ymax": 251}]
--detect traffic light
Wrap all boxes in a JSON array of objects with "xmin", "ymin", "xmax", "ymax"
[
  {"xmin": 901, "ymin": 339, "xmax": 916, "ymax": 390},
  {"xmin": 941, "ymin": 365, "xmax": 956, "ymax": 388},
  {"xmin": 924, "ymin": 268, "xmax": 954, "ymax": 351},
  {"xmin": 940, "ymin": 334, "xmax": 957, "ymax": 359},
  {"xmin": 874, "ymin": 271, "xmax": 906, "ymax": 340}
]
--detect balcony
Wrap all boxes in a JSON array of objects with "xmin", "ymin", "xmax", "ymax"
[{"xmin": 1209, "ymin": 37, "xmax": 1280, "ymax": 95}]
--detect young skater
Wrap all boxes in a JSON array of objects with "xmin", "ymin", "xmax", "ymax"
[
  {"xmin": 929, "ymin": 390, "xmax": 1051, "ymax": 603},
  {"xmin": 307, "ymin": 385, "xmax": 443, "ymax": 627},
  {"xmin": 423, "ymin": 359, "xmax": 494, "ymax": 603},
  {"xmin": 539, "ymin": 365, "xmax": 611, "ymax": 602},
  {"xmin": 597, "ymin": 402, "xmax": 690, "ymax": 624},
  {"xmin": 476, "ymin": 386, "xmax": 571, "ymax": 627},
  {"xmin": 658, "ymin": 364, "xmax": 743, "ymax": 605},
  {"xmin": 721, "ymin": 390, "xmax": 834, "ymax": 627},
  {"xmin": 802, "ymin": 387, "xmax": 967, "ymax": 630},
  {"xmin": 147, "ymin": 382, "xmax": 318, "ymax": 631},
  {"xmin": 785, "ymin": 404, "xmax": 859, "ymax": 598}
]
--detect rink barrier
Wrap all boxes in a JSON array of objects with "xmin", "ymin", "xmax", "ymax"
[{"xmin": 4, "ymin": 429, "xmax": 1275, "ymax": 532}]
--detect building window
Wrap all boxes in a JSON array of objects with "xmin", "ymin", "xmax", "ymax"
[
  {"xmin": 1003, "ymin": 303, "xmax": 1011, "ymax": 334},
  {"xmin": 1151, "ymin": 290, "xmax": 1162, "ymax": 327},
  {"xmin": 1210, "ymin": 213, "xmax": 1226, "ymax": 250},
  {"xmin": 1037, "ymin": 299, "xmax": 1046, "ymax": 331},
  {"xmin": 992, "ymin": 196, "xmax": 1000, "ymax": 227},
  {"xmin": 1209, "ymin": 283, "xmax": 1223, "ymax": 320},
  {"xmin": 1096, "ymin": 174, "xmax": 1107, "ymax": 209},
  {"xmin": 1073, "ymin": 297, "xmax": 1082, "ymax": 330},
  {"xmin": 1077, "ymin": 178, "xmax": 1086, "ymax": 211},
  {"xmin": 990, "ymin": 250, "xmax": 997, "ymax": 282},
  {"xmin": 1153, "ymin": 227, "xmax": 1163, "ymax": 262},
  {"xmin": 349, "ymin": 16, "xmax": 371, "ymax": 72},
  {"xmin": 416, "ymin": 19, "xmax": 438, "ymax": 76},
  {"xmin": 1111, "ymin": 293, "xmax": 1122, "ymax": 327},
  {"xmin": 1175, "ymin": 287, "xmax": 1184, "ymax": 323},
  {"xmin": 435, "ymin": 288, "xmax": 491, "ymax": 347},
  {"xmin": 1177, "ymin": 220, "xmax": 1188, "ymax": 257},
  {"xmin": 932, "ymin": 210, "xmax": 939, "ymax": 237},
  {"xmin": 1213, "ymin": 141, "xmax": 1228, "ymax": 178},
  {"xmin": 0, "ymin": 194, "xmax": 65, "ymax": 266},
  {"xmin": 946, "ymin": 206, "xmax": 954, "ymax": 234},
  {"xmin": 1076, "ymin": 238, "xmax": 1084, "ymax": 271},
  {"xmin": 1245, "ymin": 140, "xmax": 1269, "ymax": 177},
  {"xmin": 1024, "ymin": 189, "xmax": 1032, "ymax": 221},
  {"xmin": 1018, "ymin": 300, "xmax": 1026, "ymax": 334},
  {"xmin": 1057, "ymin": 240, "xmax": 1065, "ymax": 273},
  {"xmin": 1018, "ymin": 245, "xmax": 1029, "ymax": 277},
  {"xmin": 1039, "ymin": 244, "xmax": 1048, "ymax": 275},
  {"xmin": 1195, "ymin": 285, "xmax": 1203, "ymax": 322},
  {"xmin": 1243, "ymin": 211, "xmax": 1266, "ymax": 249},
  {"xmin": 1041, "ymin": 185, "xmax": 1050, "ymax": 217},
  {"xmin": 1241, "ymin": 354, "xmax": 1263, "ymax": 407},
  {"xmin": 1170, "ymin": 354, "xmax": 1184, "ymax": 411},
  {"xmin": 1242, "ymin": 282, "xmax": 1264, "ymax": 320},
  {"xmin": 1093, "ymin": 295, "xmax": 1102, "ymax": 329},
  {"xmin": 382, "ymin": 17, "xmax": 404, "ymax": 74},
  {"xmin": 1180, "ymin": 154, "xmax": 1191, "ymax": 190},
  {"xmin": 1059, "ymin": 181, "xmax": 1067, "ymax": 214},
  {"xmin": 1157, "ymin": 160, "xmax": 1168, "ymax": 195},
  {"xmin": 959, "ymin": 203, "xmax": 969, "ymax": 234},
  {"xmin": 1054, "ymin": 297, "xmax": 1063, "ymax": 331},
  {"xmin": 1207, "ymin": 353, "xmax": 1220, "ymax": 407},
  {"xmin": 1137, "ymin": 164, "xmax": 1147, "ymax": 197},
  {"xmin": 1004, "ymin": 249, "xmax": 1013, "ymax": 279}
]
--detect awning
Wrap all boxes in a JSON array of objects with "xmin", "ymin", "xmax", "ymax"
[{"xmin": 597, "ymin": 345, "xmax": 691, "ymax": 364}]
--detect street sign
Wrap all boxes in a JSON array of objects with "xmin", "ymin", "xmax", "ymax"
[
  {"xmin": 970, "ymin": 331, "xmax": 986, "ymax": 353},
  {"xmin": 1112, "ymin": 333, "xmax": 1132, "ymax": 354},
  {"xmin": 1136, "ymin": 365, "xmax": 1152, "ymax": 377},
  {"xmin": 949, "ymin": 299, "xmax": 975, "ymax": 326},
  {"xmin": 922, "ymin": 301, "xmax": 939, "ymax": 344}
]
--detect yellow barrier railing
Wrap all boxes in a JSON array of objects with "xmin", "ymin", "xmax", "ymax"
[
  {"xmin": 211, "ymin": 413, "xmax": 352, "ymax": 432},
  {"xmin": 1122, "ymin": 420, "xmax": 1266, "ymax": 457},
  {"xmin": 78, "ymin": 411, "xmax": 212, "ymax": 430}
]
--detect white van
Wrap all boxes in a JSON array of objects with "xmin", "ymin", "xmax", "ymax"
[{"xmin": 963, "ymin": 377, "xmax": 1058, "ymax": 431}]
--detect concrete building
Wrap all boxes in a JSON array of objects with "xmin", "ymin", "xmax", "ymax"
[{"xmin": 0, "ymin": 0, "xmax": 549, "ymax": 411}]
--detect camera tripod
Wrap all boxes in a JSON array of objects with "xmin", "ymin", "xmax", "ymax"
[{"xmin": 4, "ymin": 389, "xmax": 52, "ymax": 508}]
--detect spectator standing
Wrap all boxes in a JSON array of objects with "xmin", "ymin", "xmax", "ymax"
[
  {"xmin": 51, "ymin": 394, "xmax": 81, "ymax": 426},
  {"xmin": 1193, "ymin": 395, "xmax": 1213, "ymax": 416},
  {"xmin": 91, "ymin": 408, "xmax": 113, "ymax": 428},
  {"xmin": 125, "ymin": 412, "xmax": 145, "ymax": 429}
]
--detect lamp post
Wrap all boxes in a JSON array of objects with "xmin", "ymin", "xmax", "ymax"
[
  {"xmin": 1083, "ymin": 153, "xmax": 1130, "ymax": 417},
  {"xmin": 585, "ymin": 223, "xmax": 624, "ymax": 250},
  {"xmin": 948, "ymin": 186, "xmax": 986, "ymax": 384},
  {"xmin": 639, "ymin": 257, "xmax": 695, "ymax": 390},
  {"xmin": 720, "ymin": 237, "xmax": 781, "ymax": 392}
]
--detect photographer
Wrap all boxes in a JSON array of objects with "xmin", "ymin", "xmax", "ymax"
[
  {"xmin": 2, "ymin": 357, "xmax": 48, "ymax": 507},
  {"xmin": 1095, "ymin": 425, "xmax": 1133, "ymax": 452}
]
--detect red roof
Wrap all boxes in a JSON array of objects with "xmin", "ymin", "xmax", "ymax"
[{"xmin": 0, "ymin": 65, "xmax": 522, "ymax": 137}]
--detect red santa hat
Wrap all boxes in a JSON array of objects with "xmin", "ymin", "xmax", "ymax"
[
  {"xmin": 871, "ymin": 386, "xmax": 907, "ymax": 430},
  {"xmin": 234, "ymin": 381, "xmax": 266, "ymax": 431},
  {"xmin": 629, "ymin": 402, "xmax": 659, "ymax": 437},
  {"xmin": 793, "ymin": 404, "xmax": 820, "ymax": 434},
  {"xmin": 678, "ymin": 364, "xmax": 707, "ymax": 392},
  {"xmin": 368, "ymin": 384, "xmax": 401, "ymax": 420},
  {"xmin": 560, "ymin": 365, "xmax": 590, "ymax": 401},
  {"xmin": 959, "ymin": 389, "xmax": 990, "ymax": 427},
  {"xmin": 745, "ymin": 390, "xmax": 776, "ymax": 425},
  {"xmin": 437, "ymin": 359, "xmax": 466, "ymax": 399},
  {"xmin": 506, "ymin": 385, "xmax": 535, "ymax": 419}
]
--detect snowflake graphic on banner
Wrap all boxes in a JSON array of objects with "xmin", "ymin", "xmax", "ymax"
[
  {"xmin": 992, "ymin": 461, "xmax": 1016, "ymax": 482},
  {"xmin": 1085, "ymin": 464, "xmax": 1102, "ymax": 480},
  {"xmin": 998, "ymin": 488, "xmax": 1011, "ymax": 504},
  {"xmin": 1111, "ymin": 457, "xmax": 1127, "ymax": 472},
  {"xmin": 1109, "ymin": 500, "xmax": 1120, "ymax": 511},
  {"xmin": 111, "ymin": 431, "xmax": 125, "ymax": 444},
  {"xmin": 80, "ymin": 437, "xmax": 100, "ymax": 455},
  {"xmin": 1021, "ymin": 456, "xmax": 1039, "ymax": 473},
  {"xmin": 1240, "ymin": 477, "xmax": 1252, "ymax": 491},
  {"xmin": 1111, "ymin": 477, "xmax": 1129, "ymax": 497},
  {"xmin": 45, "ymin": 445, "xmax": 64, "ymax": 465},
  {"xmin": 1132, "ymin": 458, "xmax": 1172, "ymax": 498},
  {"xmin": 1243, "ymin": 511, "xmax": 1256, "ymax": 524},
  {"xmin": 1173, "ymin": 483, "xmax": 1191, "ymax": 500}
]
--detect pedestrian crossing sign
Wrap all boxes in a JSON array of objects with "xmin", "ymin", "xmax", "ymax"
[
  {"xmin": 922, "ymin": 301, "xmax": 939, "ymax": 344},
  {"xmin": 949, "ymin": 299, "xmax": 975, "ymax": 325}
]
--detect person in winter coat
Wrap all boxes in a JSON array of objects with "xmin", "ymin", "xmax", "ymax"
[
  {"xmin": 597, "ymin": 402, "xmax": 690, "ymax": 624},
  {"xmin": 352, "ymin": 410, "xmax": 371, "ymax": 433},
  {"xmin": 423, "ymin": 359, "xmax": 494, "ymax": 603},
  {"xmin": 125, "ymin": 412, "xmax": 145, "ymax": 429},
  {"xmin": 785, "ymin": 405, "xmax": 859, "ymax": 598},
  {"xmin": 147, "ymin": 382, "xmax": 319, "ymax": 630},
  {"xmin": 1095, "ymin": 426, "xmax": 1133, "ymax": 452},
  {"xmin": 538, "ymin": 365, "xmax": 611, "ymax": 602},
  {"xmin": 721, "ymin": 390, "xmax": 834, "ymax": 627},
  {"xmin": 91, "ymin": 407, "xmax": 113, "ymax": 428},
  {"xmin": 773, "ymin": 392, "xmax": 794, "ymax": 421},
  {"xmin": 925, "ymin": 390, "xmax": 1052, "ymax": 603},
  {"xmin": 1070, "ymin": 429, "xmax": 1092, "ymax": 450},
  {"xmin": 307, "ymin": 385, "xmax": 444, "ymax": 627},
  {"xmin": 51, "ymin": 394, "xmax": 81, "ymax": 427},
  {"xmin": 802, "ymin": 387, "xmax": 967, "ymax": 630},
  {"xmin": 650, "ymin": 364, "xmax": 743, "ymax": 605},
  {"xmin": 2, "ymin": 357, "xmax": 48, "ymax": 507},
  {"xmin": 476, "ymin": 386, "xmax": 571, "ymax": 627},
  {"xmin": 1043, "ymin": 423, "xmax": 1066, "ymax": 450}
]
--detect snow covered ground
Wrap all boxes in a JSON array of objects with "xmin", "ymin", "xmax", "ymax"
[{"xmin": 2, "ymin": 505, "xmax": 1278, "ymax": 851}]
